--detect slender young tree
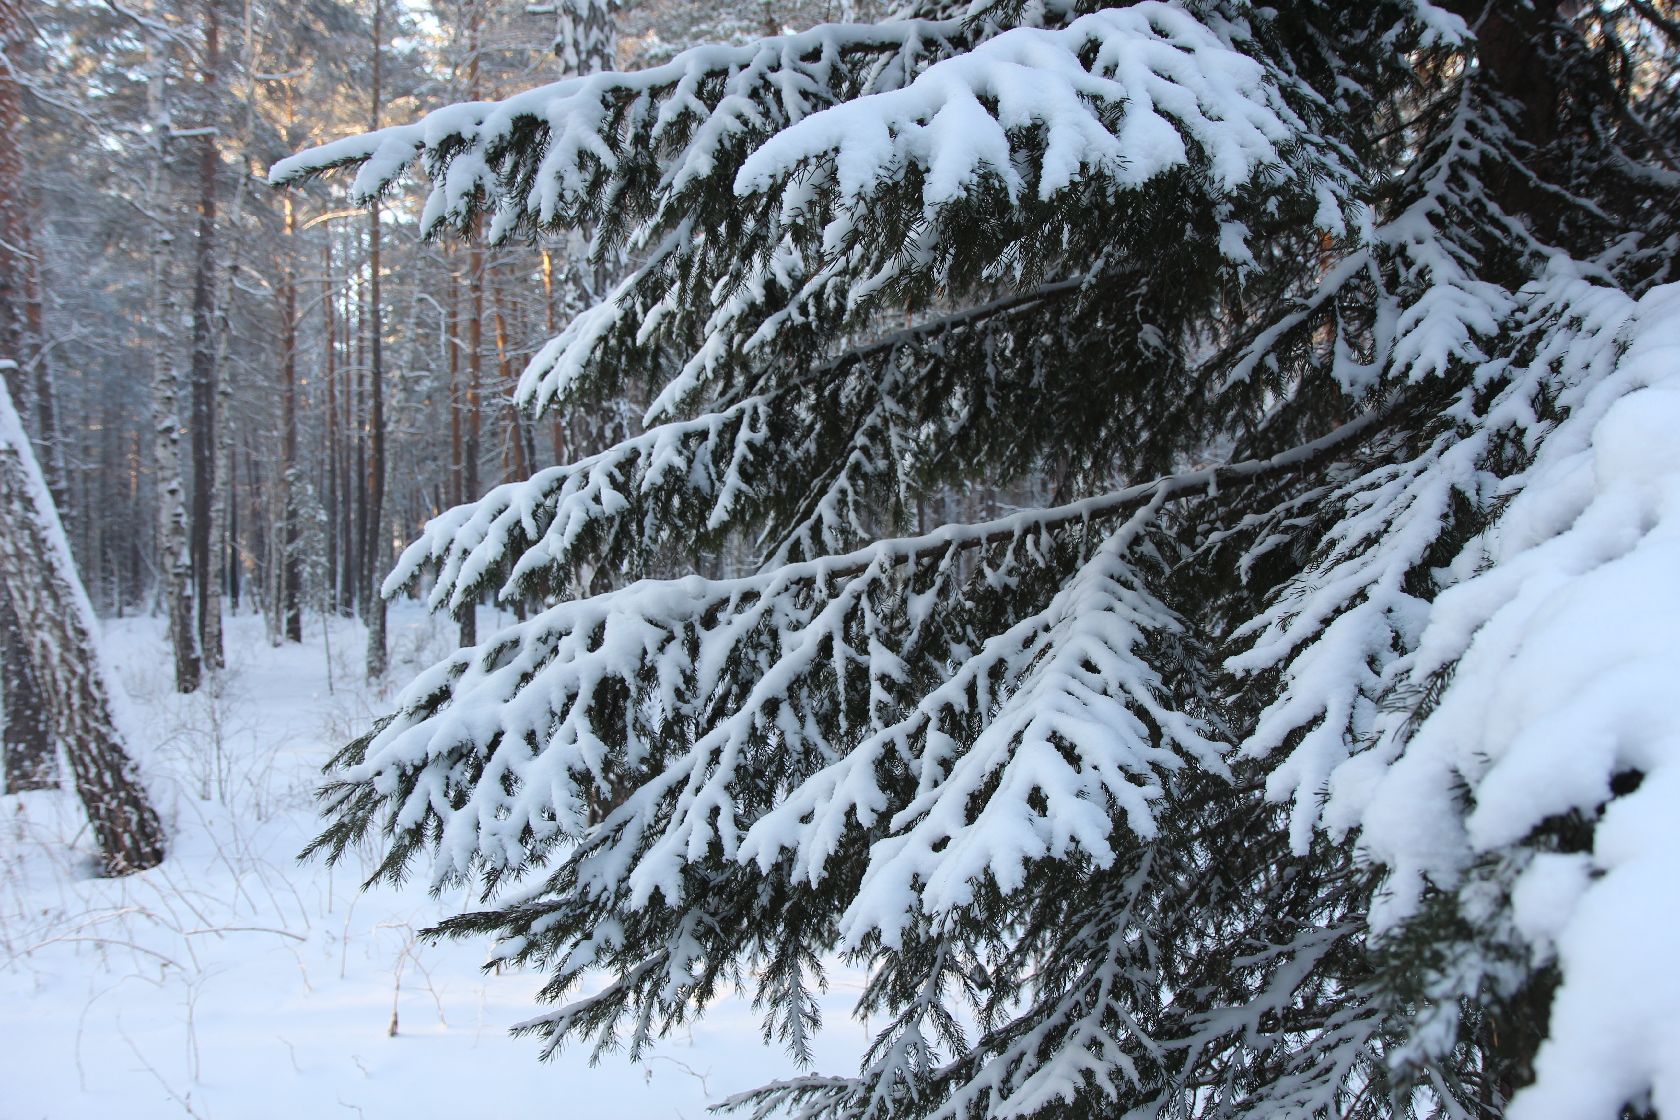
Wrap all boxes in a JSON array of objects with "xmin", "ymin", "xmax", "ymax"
[
  {"xmin": 279, "ymin": 178, "xmax": 305, "ymax": 644},
  {"xmin": 273, "ymin": 2, "xmax": 1677, "ymax": 1115}
]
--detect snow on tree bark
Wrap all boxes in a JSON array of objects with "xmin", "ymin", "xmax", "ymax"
[
  {"xmin": 0, "ymin": 377, "xmax": 165, "ymax": 875},
  {"xmin": 0, "ymin": 589, "xmax": 56, "ymax": 793}
]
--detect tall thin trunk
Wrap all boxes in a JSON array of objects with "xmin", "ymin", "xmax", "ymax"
[
  {"xmin": 20, "ymin": 232, "xmax": 64, "ymax": 506},
  {"xmin": 456, "ymin": 4, "xmax": 484, "ymax": 649},
  {"xmin": 189, "ymin": 0, "xmax": 223, "ymax": 670},
  {"xmin": 224, "ymin": 433, "xmax": 239, "ymax": 614},
  {"xmin": 0, "ymin": 384, "xmax": 165, "ymax": 874},
  {"xmin": 0, "ymin": 0, "xmax": 23, "ymax": 366},
  {"xmin": 323, "ymin": 235, "xmax": 342, "ymax": 614},
  {"xmin": 460, "ymin": 240, "xmax": 484, "ymax": 649},
  {"xmin": 349, "ymin": 260, "xmax": 365, "ymax": 619},
  {"xmin": 279, "ymin": 164, "xmax": 303, "ymax": 642},
  {"xmin": 363, "ymin": 0, "xmax": 388, "ymax": 680},
  {"xmin": 448, "ymin": 246, "xmax": 463, "ymax": 505},
  {"xmin": 137, "ymin": 18, "xmax": 201, "ymax": 693}
]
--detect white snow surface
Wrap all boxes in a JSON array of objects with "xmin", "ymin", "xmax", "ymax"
[{"xmin": 0, "ymin": 608, "xmax": 866, "ymax": 1118}]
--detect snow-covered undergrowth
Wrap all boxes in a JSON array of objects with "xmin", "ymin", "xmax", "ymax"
[{"xmin": 0, "ymin": 607, "xmax": 863, "ymax": 1118}]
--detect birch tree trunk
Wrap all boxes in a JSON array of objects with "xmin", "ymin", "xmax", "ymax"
[
  {"xmin": 189, "ymin": 0, "xmax": 224, "ymax": 673},
  {"xmin": 145, "ymin": 21, "xmax": 202, "ymax": 695},
  {"xmin": 0, "ymin": 379, "xmax": 165, "ymax": 875}
]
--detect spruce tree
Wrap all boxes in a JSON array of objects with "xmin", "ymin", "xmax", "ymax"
[{"xmin": 275, "ymin": 2, "xmax": 1680, "ymax": 1116}]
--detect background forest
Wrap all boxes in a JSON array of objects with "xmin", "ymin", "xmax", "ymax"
[
  {"xmin": 2, "ymin": 0, "xmax": 892, "ymax": 695},
  {"xmin": 0, "ymin": 4, "xmax": 901, "ymax": 1114}
]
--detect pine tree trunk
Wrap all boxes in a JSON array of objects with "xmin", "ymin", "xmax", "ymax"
[
  {"xmin": 323, "ymin": 237, "xmax": 345, "ymax": 617},
  {"xmin": 0, "ymin": 588, "xmax": 56, "ymax": 793},
  {"xmin": 461, "ymin": 7, "xmax": 484, "ymax": 654},
  {"xmin": 448, "ymin": 246, "xmax": 464, "ymax": 507},
  {"xmin": 0, "ymin": 13, "xmax": 60, "ymax": 789},
  {"xmin": 491, "ymin": 277, "xmax": 532, "ymax": 484},
  {"xmin": 279, "ymin": 192, "xmax": 303, "ymax": 643},
  {"xmin": 0, "ymin": 383, "xmax": 165, "ymax": 875},
  {"xmin": 447, "ymin": 247, "xmax": 477, "ymax": 647},
  {"xmin": 460, "ymin": 236, "xmax": 485, "ymax": 650},
  {"xmin": 0, "ymin": 0, "xmax": 65, "ymax": 506},
  {"xmin": 539, "ymin": 248, "xmax": 567, "ymax": 466},
  {"xmin": 0, "ymin": 0, "xmax": 23, "ymax": 366},
  {"xmin": 350, "ymin": 271, "xmax": 365, "ymax": 622},
  {"xmin": 363, "ymin": 0, "xmax": 389, "ymax": 681}
]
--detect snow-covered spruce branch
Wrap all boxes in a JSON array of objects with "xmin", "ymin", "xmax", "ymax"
[
  {"xmin": 1214, "ymin": 66, "xmax": 1620, "ymax": 856},
  {"xmin": 311, "ymin": 406, "xmax": 1381, "ymax": 896},
  {"xmin": 1213, "ymin": 66, "xmax": 1526, "ymax": 422},
  {"xmin": 272, "ymin": 4, "xmax": 1359, "ymax": 447},
  {"xmin": 277, "ymin": 0, "xmax": 1680, "ymax": 1113},
  {"xmin": 268, "ymin": 17, "xmax": 972, "ymax": 231},
  {"xmin": 723, "ymin": 770, "xmax": 1382, "ymax": 1120},
  {"xmin": 386, "ymin": 274, "xmax": 1101, "ymax": 611}
]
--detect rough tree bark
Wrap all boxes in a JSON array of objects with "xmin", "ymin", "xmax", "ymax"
[
  {"xmin": 0, "ymin": 0, "xmax": 64, "ymax": 788},
  {"xmin": 0, "ymin": 0, "xmax": 24, "ymax": 368},
  {"xmin": 0, "ymin": 590, "xmax": 54, "ymax": 793},
  {"xmin": 0, "ymin": 380, "xmax": 166, "ymax": 875}
]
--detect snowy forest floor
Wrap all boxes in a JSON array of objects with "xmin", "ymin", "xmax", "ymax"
[{"xmin": 0, "ymin": 606, "xmax": 866, "ymax": 1119}]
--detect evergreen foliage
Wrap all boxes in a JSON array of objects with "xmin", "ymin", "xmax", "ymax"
[{"xmin": 276, "ymin": 2, "xmax": 1680, "ymax": 1115}]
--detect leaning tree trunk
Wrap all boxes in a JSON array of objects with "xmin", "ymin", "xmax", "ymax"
[
  {"xmin": 0, "ymin": 589, "xmax": 55, "ymax": 792},
  {"xmin": 0, "ymin": 378, "xmax": 165, "ymax": 874}
]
